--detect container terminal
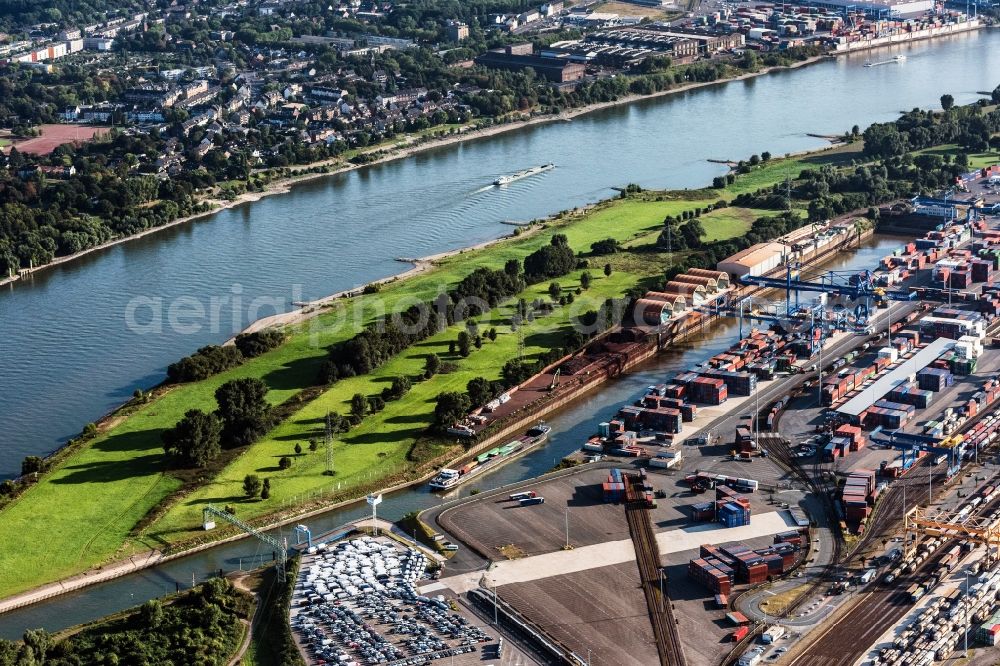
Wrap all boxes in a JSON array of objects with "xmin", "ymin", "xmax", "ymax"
[{"xmin": 379, "ymin": 170, "xmax": 1000, "ymax": 666}]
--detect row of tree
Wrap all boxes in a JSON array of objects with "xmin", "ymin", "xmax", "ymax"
[
  {"xmin": 318, "ymin": 261, "xmax": 531, "ymax": 383},
  {"xmin": 166, "ymin": 330, "xmax": 286, "ymax": 383}
]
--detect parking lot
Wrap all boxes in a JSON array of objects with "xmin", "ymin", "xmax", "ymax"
[{"xmin": 291, "ymin": 535, "xmax": 536, "ymax": 666}]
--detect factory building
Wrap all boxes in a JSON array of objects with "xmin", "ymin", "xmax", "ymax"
[{"xmin": 474, "ymin": 45, "xmax": 586, "ymax": 83}]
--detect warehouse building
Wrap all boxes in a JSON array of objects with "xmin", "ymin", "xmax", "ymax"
[
  {"xmin": 717, "ymin": 242, "xmax": 790, "ymax": 279},
  {"xmin": 836, "ymin": 337, "xmax": 955, "ymax": 423}
]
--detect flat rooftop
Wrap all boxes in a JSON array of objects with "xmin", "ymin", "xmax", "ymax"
[{"xmin": 837, "ymin": 337, "xmax": 955, "ymax": 417}]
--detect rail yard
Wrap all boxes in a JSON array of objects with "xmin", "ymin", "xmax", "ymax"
[{"xmin": 391, "ymin": 169, "xmax": 1000, "ymax": 666}]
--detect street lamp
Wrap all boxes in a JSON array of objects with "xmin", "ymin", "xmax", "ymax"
[{"xmin": 965, "ymin": 570, "xmax": 970, "ymax": 657}]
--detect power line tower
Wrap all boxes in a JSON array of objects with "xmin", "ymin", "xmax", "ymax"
[
  {"xmin": 325, "ymin": 412, "xmax": 335, "ymax": 476},
  {"xmin": 664, "ymin": 223, "xmax": 673, "ymax": 268}
]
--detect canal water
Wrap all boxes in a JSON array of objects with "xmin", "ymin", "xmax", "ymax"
[
  {"xmin": 1, "ymin": 29, "xmax": 998, "ymax": 478},
  {"xmin": 0, "ymin": 235, "xmax": 906, "ymax": 637}
]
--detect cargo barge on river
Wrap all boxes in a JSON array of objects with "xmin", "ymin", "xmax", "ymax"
[{"xmin": 429, "ymin": 424, "xmax": 551, "ymax": 491}]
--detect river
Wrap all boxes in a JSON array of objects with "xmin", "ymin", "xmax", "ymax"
[
  {"xmin": 1, "ymin": 30, "xmax": 998, "ymax": 478},
  {"xmin": 0, "ymin": 234, "xmax": 920, "ymax": 638}
]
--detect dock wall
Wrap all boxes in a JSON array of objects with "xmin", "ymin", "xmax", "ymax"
[{"xmin": 833, "ymin": 19, "xmax": 981, "ymax": 53}]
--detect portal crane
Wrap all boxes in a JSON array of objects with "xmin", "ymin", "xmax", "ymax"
[{"xmin": 870, "ymin": 429, "xmax": 966, "ymax": 473}]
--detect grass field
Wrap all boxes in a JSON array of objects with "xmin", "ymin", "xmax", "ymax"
[
  {"xmin": 724, "ymin": 142, "xmax": 864, "ymax": 196},
  {"xmin": 0, "ymin": 148, "xmax": 843, "ymax": 599},
  {"xmin": 913, "ymin": 144, "xmax": 1000, "ymax": 170}
]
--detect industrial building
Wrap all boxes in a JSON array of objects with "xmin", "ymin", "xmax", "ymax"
[
  {"xmin": 796, "ymin": 0, "xmax": 935, "ymax": 17},
  {"xmin": 474, "ymin": 45, "xmax": 586, "ymax": 82},
  {"xmin": 717, "ymin": 242, "xmax": 790, "ymax": 278},
  {"xmin": 836, "ymin": 337, "xmax": 956, "ymax": 424}
]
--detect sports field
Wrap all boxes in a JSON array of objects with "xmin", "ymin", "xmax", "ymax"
[{"xmin": 13, "ymin": 124, "xmax": 109, "ymax": 155}]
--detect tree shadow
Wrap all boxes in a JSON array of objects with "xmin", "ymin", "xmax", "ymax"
[
  {"xmin": 51, "ymin": 452, "xmax": 165, "ymax": 485},
  {"xmin": 347, "ymin": 427, "xmax": 423, "ymax": 445},
  {"xmin": 260, "ymin": 355, "xmax": 325, "ymax": 393},
  {"xmin": 382, "ymin": 413, "xmax": 429, "ymax": 425},
  {"xmin": 92, "ymin": 428, "xmax": 166, "ymax": 454}
]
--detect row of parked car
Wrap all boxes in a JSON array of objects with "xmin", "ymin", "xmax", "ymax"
[{"xmin": 291, "ymin": 536, "xmax": 496, "ymax": 666}]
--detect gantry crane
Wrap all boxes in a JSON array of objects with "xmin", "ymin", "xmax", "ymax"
[{"xmin": 905, "ymin": 505, "xmax": 1000, "ymax": 565}]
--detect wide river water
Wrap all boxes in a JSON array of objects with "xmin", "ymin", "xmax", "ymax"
[
  {"xmin": 0, "ymin": 29, "xmax": 998, "ymax": 636},
  {"xmin": 1, "ymin": 30, "xmax": 999, "ymax": 478}
]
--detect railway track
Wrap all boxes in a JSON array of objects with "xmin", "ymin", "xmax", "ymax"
[
  {"xmin": 754, "ymin": 418, "xmax": 844, "ymax": 620},
  {"xmin": 624, "ymin": 473, "xmax": 686, "ymax": 666},
  {"xmin": 790, "ymin": 489, "xmax": 1000, "ymax": 665}
]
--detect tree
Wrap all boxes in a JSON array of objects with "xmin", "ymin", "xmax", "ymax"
[
  {"xmin": 680, "ymin": 219, "xmax": 706, "ymax": 248},
  {"xmin": 548, "ymin": 282, "xmax": 562, "ymax": 300},
  {"xmin": 590, "ymin": 238, "xmax": 622, "ymax": 255},
  {"xmin": 243, "ymin": 474, "xmax": 262, "ymax": 498},
  {"xmin": 384, "ymin": 375, "xmax": 411, "ymax": 400},
  {"xmin": 761, "ymin": 151, "xmax": 771, "ymax": 162},
  {"xmin": 278, "ymin": 456, "xmax": 292, "ymax": 470},
  {"xmin": 524, "ymin": 234, "xmax": 576, "ymax": 281},
  {"xmin": 457, "ymin": 331, "xmax": 471, "ymax": 357},
  {"xmin": 940, "ymin": 94, "xmax": 954, "ymax": 111},
  {"xmin": 580, "ymin": 271, "xmax": 592, "ymax": 289},
  {"xmin": 309, "ymin": 439, "xmax": 319, "ymax": 452},
  {"xmin": 294, "ymin": 442, "xmax": 302, "ymax": 455},
  {"xmin": 261, "ymin": 478, "xmax": 271, "ymax": 500},
  {"xmin": 424, "ymin": 353, "xmax": 440, "ymax": 378},
  {"xmin": 466, "ymin": 377, "xmax": 495, "ymax": 406},
  {"xmin": 234, "ymin": 329, "xmax": 286, "ymax": 358},
  {"xmin": 140, "ymin": 600, "xmax": 164, "ymax": 629},
  {"xmin": 162, "ymin": 409, "xmax": 223, "ymax": 468},
  {"xmin": 604, "ymin": 263, "xmax": 613, "ymax": 277},
  {"xmin": 215, "ymin": 378, "xmax": 274, "ymax": 448},
  {"xmin": 432, "ymin": 392, "xmax": 471, "ymax": 433},
  {"xmin": 21, "ymin": 456, "xmax": 44, "ymax": 476},
  {"xmin": 350, "ymin": 393, "xmax": 367, "ymax": 418}
]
